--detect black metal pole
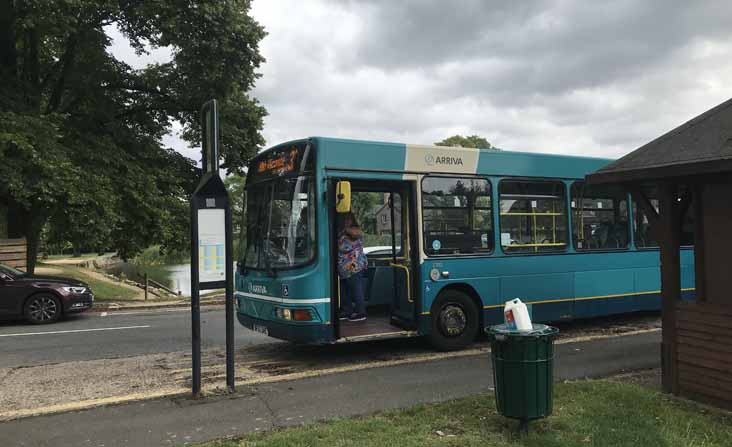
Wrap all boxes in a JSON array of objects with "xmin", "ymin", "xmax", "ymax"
[
  {"xmin": 225, "ymin": 202, "xmax": 235, "ymax": 391},
  {"xmin": 191, "ymin": 201, "xmax": 202, "ymax": 397}
]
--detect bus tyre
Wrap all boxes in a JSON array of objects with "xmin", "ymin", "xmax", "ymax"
[{"xmin": 428, "ymin": 290, "xmax": 479, "ymax": 351}]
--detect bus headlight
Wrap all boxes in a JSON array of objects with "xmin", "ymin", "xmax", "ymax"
[
  {"xmin": 274, "ymin": 307, "xmax": 311, "ymax": 321},
  {"xmin": 274, "ymin": 307, "xmax": 292, "ymax": 320}
]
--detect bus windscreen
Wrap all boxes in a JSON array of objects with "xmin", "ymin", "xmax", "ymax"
[{"xmin": 244, "ymin": 143, "xmax": 315, "ymax": 271}]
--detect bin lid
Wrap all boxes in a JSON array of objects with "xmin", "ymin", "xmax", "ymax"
[{"xmin": 485, "ymin": 323, "xmax": 559, "ymax": 337}]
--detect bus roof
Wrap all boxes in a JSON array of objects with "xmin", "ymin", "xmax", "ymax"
[{"xmin": 262, "ymin": 136, "xmax": 614, "ymax": 180}]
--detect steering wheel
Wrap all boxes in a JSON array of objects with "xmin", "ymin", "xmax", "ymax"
[{"xmin": 264, "ymin": 241, "xmax": 292, "ymax": 265}]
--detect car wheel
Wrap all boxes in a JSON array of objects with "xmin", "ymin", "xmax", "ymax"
[
  {"xmin": 24, "ymin": 294, "xmax": 62, "ymax": 324},
  {"xmin": 428, "ymin": 289, "xmax": 479, "ymax": 351}
]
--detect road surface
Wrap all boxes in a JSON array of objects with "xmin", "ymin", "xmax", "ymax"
[{"xmin": 0, "ymin": 307, "xmax": 275, "ymax": 367}]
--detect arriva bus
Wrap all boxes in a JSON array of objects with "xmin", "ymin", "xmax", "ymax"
[{"xmin": 235, "ymin": 137, "xmax": 695, "ymax": 350}]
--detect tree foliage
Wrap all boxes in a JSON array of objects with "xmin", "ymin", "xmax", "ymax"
[
  {"xmin": 224, "ymin": 173, "xmax": 246, "ymax": 258},
  {"xmin": 352, "ymin": 192, "xmax": 382, "ymax": 235},
  {"xmin": 435, "ymin": 135, "xmax": 492, "ymax": 149},
  {"xmin": 0, "ymin": 0, "xmax": 267, "ymax": 271}
]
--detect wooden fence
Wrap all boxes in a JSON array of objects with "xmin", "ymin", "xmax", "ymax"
[
  {"xmin": 0, "ymin": 238, "xmax": 27, "ymax": 270},
  {"xmin": 675, "ymin": 301, "xmax": 732, "ymax": 409}
]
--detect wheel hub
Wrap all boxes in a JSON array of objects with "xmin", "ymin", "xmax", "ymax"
[
  {"xmin": 29, "ymin": 297, "xmax": 57, "ymax": 321},
  {"xmin": 440, "ymin": 304, "xmax": 467, "ymax": 337}
]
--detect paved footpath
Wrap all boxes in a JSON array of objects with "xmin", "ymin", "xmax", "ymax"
[{"xmin": 0, "ymin": 331, "xmax": 660, "ymax": 447}]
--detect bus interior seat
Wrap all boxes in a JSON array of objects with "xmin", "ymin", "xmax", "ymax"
[{"xmin": 364, "ymin": 263, "xmax": 395, "ymax": 307}]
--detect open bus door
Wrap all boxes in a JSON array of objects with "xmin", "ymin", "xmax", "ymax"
[
  {"xmin": 386, "ymin": 190, "xmax": 415, "ymax": 326},
  {"xmin": 332, "ymin": 179, "xmax": 418, "ymax": 341}
]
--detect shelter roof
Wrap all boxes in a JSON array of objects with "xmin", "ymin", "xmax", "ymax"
[{"xmin": 589, "ymin": 97, "xmax": 732, "ymax": 184}]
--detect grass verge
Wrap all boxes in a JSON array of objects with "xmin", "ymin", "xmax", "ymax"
[
  {"xmin": 200, "ymin": 379, "xmax": 731, "ymax": 447},
  {"xmin": 38, "ymin": 263, "xmax": 139, "ymax": 301}
]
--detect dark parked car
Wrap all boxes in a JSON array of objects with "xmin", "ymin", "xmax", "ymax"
[{"xmin": 0, "ymin": 263, "xmax": 94, "ymax": 324}]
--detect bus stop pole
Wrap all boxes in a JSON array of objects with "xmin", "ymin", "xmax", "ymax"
[
  {"xmin": 225, "ymin": 205, "xmax": 235, "ymax": 391},
  {"xmin": 191, "ymin": 202, "xmax": 202, "ymax": 397}
]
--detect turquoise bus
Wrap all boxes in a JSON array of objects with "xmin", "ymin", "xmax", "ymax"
[{"xmin": 235, "ymin": 137, "xmax": 695, "ymax": 350}]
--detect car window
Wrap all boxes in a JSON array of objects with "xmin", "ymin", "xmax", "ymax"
[{"xmin": 0, "ymin": 264, "xmax": 22, "ymax": 277}]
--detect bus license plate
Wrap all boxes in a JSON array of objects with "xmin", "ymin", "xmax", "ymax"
[{"xmin": 252, "ymin": 324, "xmax": 269, "ymax": 336}]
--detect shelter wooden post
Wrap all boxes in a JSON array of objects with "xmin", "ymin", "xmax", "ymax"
[
  {"xmin": 691, "ymin": 183, "xmax": 706, "ymax": 303},
  {"xmin": 658, "ymin": 182, "xmax": 681, "ymax": 394}
]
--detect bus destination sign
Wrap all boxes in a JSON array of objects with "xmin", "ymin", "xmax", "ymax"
[{"xmin": 256, "ymin": 147, "xmax": 298, "ymax": 175}]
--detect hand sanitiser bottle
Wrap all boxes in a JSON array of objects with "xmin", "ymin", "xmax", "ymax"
[{"xmin": 503, "ymin": 298, "xmax": 532, "ymax": 332}]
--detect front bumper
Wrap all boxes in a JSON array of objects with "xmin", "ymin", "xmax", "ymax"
[
  {"xmin": 237, "ymin": 312, "xmax": 333, "ymax": 344},
  {"xmin": 64, "ymin": 293, "xmax": 94, "ymax": 313}
]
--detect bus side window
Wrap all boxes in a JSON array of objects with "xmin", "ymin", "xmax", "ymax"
[
  {"xmin": 421, "ymin": 176, "xmax": 493, "ymax": 255},
  {"xmin": 571, "ymin": 182, "xmax": 629, "ymax": 251},
  {"xmin": 499, "ymin": 180, "xmax": 567, "ymax": 254}
]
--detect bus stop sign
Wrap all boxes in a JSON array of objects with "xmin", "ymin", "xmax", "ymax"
[{"xmin": 190, "ymin": 99, "xmax": 235, "ymax": 396}]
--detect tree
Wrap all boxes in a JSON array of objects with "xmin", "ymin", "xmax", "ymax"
[
  {"xmin": 0, "ymin": 1, "xmax": 267, "ymax": 272},
  {"xmin": 224, "ymin": 173, "xmax": 246, "ymax": 259},
  {"xmin": 352, "ymin": 192, "xmax": 382, "ymax": 235},
  {"xmin": 435, "ymin": 135, "xmax": 492, "ymax": 149}
]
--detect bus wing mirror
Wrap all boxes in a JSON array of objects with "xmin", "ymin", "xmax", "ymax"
[{"xmin": 336, "ymin": 181, "xmax": 351, "ymax": 213}]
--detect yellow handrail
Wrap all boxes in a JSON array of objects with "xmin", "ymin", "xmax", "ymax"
[
  {"xmin": 390, "ymin": 263, "xmax": 413, "ymax": 303},
  {"xmin": 499, "ymin": 212, "xmax": 563, "ymax": 216},
  {"xmin": 504, "ymin": 242, "xmax": 567, "ymax": 248},
  {"xmin": 552, "ymin": 201, "xmax": 556, "ymax": 244},
  {"xmin": 533, "ymin": 211, "xmax": 538, "ymax": 253}
]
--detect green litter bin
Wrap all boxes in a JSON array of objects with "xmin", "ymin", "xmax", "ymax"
[{"xmin": 486, "ymin": 323, "xmax": 559, "ymax": 429}]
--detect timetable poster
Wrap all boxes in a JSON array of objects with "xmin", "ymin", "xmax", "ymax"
[{"xmin": 198, "ymin": 209, "xmax": 226, "ymax": 283}]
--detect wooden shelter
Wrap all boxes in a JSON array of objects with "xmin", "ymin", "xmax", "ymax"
[
  {"xmin": 587, "ymin": 97, "xmax": 732, "ymax": 409},
  {"xmin": 0, "ymin": 202, "xmax": 29, "ymax": 270},
  {"xmin": 0, "ymin": 238, "xmax": 27, "ymax": 270}
]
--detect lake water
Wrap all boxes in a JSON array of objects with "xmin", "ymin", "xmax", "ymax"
[{"xmin": 104, "ymin": 262, "xmax": 225, "ymax": 297}]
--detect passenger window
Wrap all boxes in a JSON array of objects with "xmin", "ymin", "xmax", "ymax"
[
  {"xmin": 422, "ymin": 177, "xmax": 493, "ymax": 255},
  {"xmin": 571, "ymin": 183, "xmax": 629, "ymax": 250},
  {"xmin": 499, "ymin": 180, "xmax": 567, "ymax": 253}
]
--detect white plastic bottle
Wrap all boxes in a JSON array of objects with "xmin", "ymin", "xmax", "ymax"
[{"xmin": 504, "ymin": 298, "xmax": 532, "ymax": 332}]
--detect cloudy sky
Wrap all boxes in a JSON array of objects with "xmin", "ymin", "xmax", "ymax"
[{"xmin": 111, "ymin": 0, "xmax": 732, "ymax": 163}]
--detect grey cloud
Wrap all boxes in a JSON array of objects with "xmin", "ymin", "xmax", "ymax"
[
  {"xmin": 249, "ymin": 0, "xmax": 732, "ymax": 158},
  {"xmin": 338, "ymin": 0, "xmax": 732, "ymax": 101}
]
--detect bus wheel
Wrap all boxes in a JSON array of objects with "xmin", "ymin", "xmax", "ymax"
[{"xmin": 428, "ymin": 290, "xmax": 479, "ymax": 351}]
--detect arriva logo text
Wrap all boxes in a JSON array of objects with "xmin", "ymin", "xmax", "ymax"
[
  {"xmin": 425, "ymin": 154, "xmax": 463, "ymax": 166},
  {"xmin": 249, "ymin": 283, "xmax": 268, "ymax": 294}
]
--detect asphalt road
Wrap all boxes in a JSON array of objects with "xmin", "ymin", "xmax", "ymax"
[
  {"xmin": 0, "ymin": 331, "xmax": 662, "ymax": 446},
  {"xmin": 0, "ymin": 307, "xmax": 276, "ymax": 367}
]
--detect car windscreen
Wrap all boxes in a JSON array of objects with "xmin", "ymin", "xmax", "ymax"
[{"xmin": 0, "ymin": 263, "xmax": 24, "ymax": 277}]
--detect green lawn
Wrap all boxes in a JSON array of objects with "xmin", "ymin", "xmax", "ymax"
[
  {"xmin": 200, "ymin": 380, "xmax": 731, "ymax": 447},
  {"xmin": 38, "ymin": 263, "xmax": 139, "ymax": 301}
]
